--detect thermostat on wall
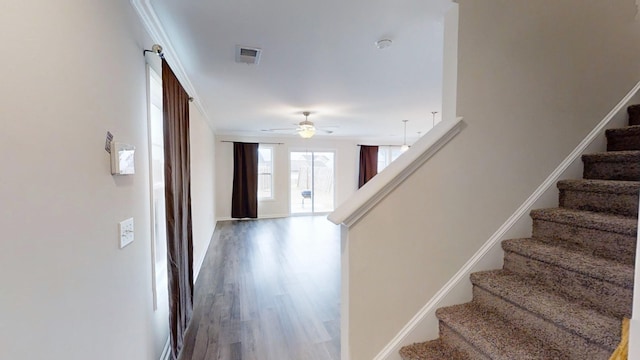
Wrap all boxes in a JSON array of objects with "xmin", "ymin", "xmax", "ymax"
[{"xmin": 111, "ymin": 142, "xmax": 135, "ymax": 175}]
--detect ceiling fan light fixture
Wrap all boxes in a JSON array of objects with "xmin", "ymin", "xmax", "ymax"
[
  {"xmin": 298, "ymin": 111, "xmax": 317, "ymax": 138},
  {"xmin": 298, "ymin": 123, "xmax": 316, "ymax": 138}
]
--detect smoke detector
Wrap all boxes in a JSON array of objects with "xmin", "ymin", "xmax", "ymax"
[
  {"xmin": 375, "ymin": 39, "xmax": 393, "ymax": 49},
  {"xmin": 235, "ymin": 45, "xmax": 262, "ymax": 65}
]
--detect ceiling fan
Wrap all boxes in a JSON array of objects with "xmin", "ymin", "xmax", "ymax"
[{"xmin": 262, "ymin": 111, "xmax": 334, "ymax": 139}]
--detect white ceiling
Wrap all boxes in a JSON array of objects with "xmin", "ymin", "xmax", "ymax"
[{"xmin": 150, "ymin": 0, "xmax": 453, "ymax": 143}]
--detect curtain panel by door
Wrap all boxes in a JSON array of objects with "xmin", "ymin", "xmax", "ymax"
[
  {"xmin": 358, "ymin": 145, "xmax": 378, "ymax": 188},
  {"xmin": 232, "ymin": 142, "xmax": 259, "ymax": 218},
  {"xmin": 162, "ymin": 59, "xmax": 194, "ymax": 360}
]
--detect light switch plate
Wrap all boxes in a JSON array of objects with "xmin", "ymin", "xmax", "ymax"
[{"xmin": 119, "ymin": 218, "xmax": 134, "ymax": 249}]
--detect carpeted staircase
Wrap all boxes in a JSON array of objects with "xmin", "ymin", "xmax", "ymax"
[{"xmin": 400, "ymin": 105, "xmax": 640, "ymax": 360}]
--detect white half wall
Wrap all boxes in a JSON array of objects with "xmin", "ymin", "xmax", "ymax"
[
  {"xmin": 345, "ymin": 1, "xmax": 640, "ymax": 359},
  {"xmin": 215, "ymin": 135, "xmax": 359, "ymax": 220},
  {"xmin": 0, "ymin": 2, "xmax": 216, "ymax": 359}
]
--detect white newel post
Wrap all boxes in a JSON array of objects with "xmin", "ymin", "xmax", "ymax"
[{"xmin": 340, "ymin": 224, "xmax": 350, "ymax": 360}]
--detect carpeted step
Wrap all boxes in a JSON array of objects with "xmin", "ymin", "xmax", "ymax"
[
  {"xmin": 606, "ymin": 125, "xmax": 640, "ymax": 151},
  {"xmin": 629, "ymin": 104, "xmax": 640, "ymax": 126},
  {"xmin": 502, "ymin": 238, "xmax": 634, "ymax": 318},
  {"xmin": 399, "ymin": 339, "xmax": 470, "ymax": 360},
  {"xmin": 436, "ymin": 303, "xmax": 570, "ymax": 359},
  {"xmin": 471, "ymin": 270, "xmax": 620, "ymax": 358},
  {"xmin": 582, "ymin": 150, "xmax": 640, "ymax": 181},
  {"xmin": 557, "ymin": 179, "xmax": 640, "ymax": 217},
  {"xmin": 531, "ymin": 208, "xmax": 637, "ymax": 264}
]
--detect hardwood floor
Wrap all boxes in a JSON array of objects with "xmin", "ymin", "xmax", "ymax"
[{"xmin": 179, "ymin": 216, "xmax": 341, "ymax": 360}]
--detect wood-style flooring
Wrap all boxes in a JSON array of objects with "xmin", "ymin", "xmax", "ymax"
[{"xmin": 179, "ymin": 216, "xmax": 341, "ymax": 360}]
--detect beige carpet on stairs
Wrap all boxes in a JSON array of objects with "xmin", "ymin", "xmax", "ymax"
[{"xmin": 399, "ymin": 105, "xmax": 640, "ymax": 360}]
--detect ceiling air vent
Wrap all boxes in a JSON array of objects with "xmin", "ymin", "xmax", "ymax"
[{"xmin": 235, "ymin": 45, "xmax": 261, "ymax": 65}]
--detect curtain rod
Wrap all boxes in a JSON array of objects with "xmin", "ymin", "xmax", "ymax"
[
  {"xmin": 220, "ymin": 141, "xmax": 284, "ymax": 145},
  {"xmin": 145, "ymin": 44, "xmax": 194, "ymax": 102}
]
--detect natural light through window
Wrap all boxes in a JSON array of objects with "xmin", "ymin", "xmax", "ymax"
[
  {"xmin": 377, "ymin": 146, "xmax": 403, "ymax": 172},
  {"xmin": 258, "ymin": 146, "xmax": 273, "ymax": 199},
  {"xmin": 147, "ymin": 65, "xmax": 168, "ymax": 312}
]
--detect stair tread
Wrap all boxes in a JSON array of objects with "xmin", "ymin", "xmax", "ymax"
[
  {"xmin": 502, "ymin": 238, "xmax": 633, "ymax": 288},
  {"xmin": 470, "ymin": 270, "xmax": 620, "ymax": 350},
  {"xmin": 400, "ymin": 339, "xmax": 469, "ymax": 360},
  {"xmin": 605, "ymin": 125, "xmax": 640, "ymax": 136},
  {"xmin": 557, "ymin": 179, "xmax": 640, "ymax": 194},
  {"xmin": 531, "ymin": 207, "xmax": 637, "ymax": 235},
  {"xmin": 606, "ymin": 125, "xmax": 640, "ymax": 136},
  {"xmin": 582, "ymin": 150, "xmax": 640, "ymax": 162},
  {"xmin": 436, "ymin": 303, "xmax": 569, "ymax": 360}
]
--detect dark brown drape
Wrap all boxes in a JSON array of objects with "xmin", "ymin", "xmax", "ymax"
[
  {"xmin": 231, "ymin": 142, "xmax": 259, "ymax": 218},
  {"xmin": 358, "ymin": 145, "xmax": 378, "ymax": 188},
  {"xmin": 162, "ymin": 59, "xmax": 194, "ymax": 360}
]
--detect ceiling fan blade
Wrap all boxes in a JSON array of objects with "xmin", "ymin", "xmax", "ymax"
[{"xmin": 261, "ymin": 128, "xmax": 296, "ymax": 132}]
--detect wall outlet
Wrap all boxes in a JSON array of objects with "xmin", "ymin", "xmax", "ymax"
[{"xmin": 119, "ymin": 218, "xmax": 134, "ymax": 249}]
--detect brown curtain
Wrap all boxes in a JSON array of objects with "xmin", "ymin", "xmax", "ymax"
[
  {"xmin": 232, "ymin": 142, "xmax": 259, "ymax": 218},
  {"xmin": 358, "ymin": 145, "xmax": 379, "ymax": 188},
  {"xmin": 162, "ymin": 59, "xmax": 194, "ymax": 360}
]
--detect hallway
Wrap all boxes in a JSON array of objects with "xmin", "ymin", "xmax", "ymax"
[{"xmin": 179, "ymin": 216, "xmax": 341, "ymax": 360}]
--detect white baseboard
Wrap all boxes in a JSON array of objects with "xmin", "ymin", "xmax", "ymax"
[
  {"xmin": 373, "ymin": 81, "xmax": 640, "ymax": 360},
  {"xmin": 216, "ymin": 213, "xmax": 290, "ymax": 222},
  {"xmin": 160, "ymin": 337, "xmax": 171, "ymax": 360},
  {"xmin": 193, "ymin": 224, "xmax": 217, "ymax": 282}
]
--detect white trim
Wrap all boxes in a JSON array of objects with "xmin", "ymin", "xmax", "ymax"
[
  {"xmin": 160, "ymin": 337, "xmax": 171, "ymax": 360},
  {"xmin": 341, "ymin": 225, "xmax": 351, "ymax": 360},
  {"xmin": 373, "ymin": 80, "xmax": 640, "ymax": 360},
  {"xmin": 193, "ymin": 226, "xmax": 217, "ymax": 282},
  {"xmin": 328, "ymin": 117, "xmax": 464, "ymax": 227},
  {"xmin": 130, "ymin": 0, "xmax": 213, "ymax": 131},
  {"xmin": 146, "ymin": 64, "xmax": 160, "ymax": 312},
  {"xmin": 216, "ymin": 213, "xmax": 290, "ymax": 222}
]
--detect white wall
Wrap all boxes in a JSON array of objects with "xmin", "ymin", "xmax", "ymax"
[
  {"xmin": 345, "ymin": 1, "xmax": 640, "ymax": 359},
  {"xmin": 189, "ymin": 104, "xmax": 216, "ymax": 279},
  {"xmin": 215, "ymin": 135, "xmax": 359, "ymax": 220},
  {"xmin": 0, "ymin": 2, "xmax": 216, "ymax": 359}
]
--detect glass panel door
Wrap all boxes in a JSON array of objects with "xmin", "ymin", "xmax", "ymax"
[
  {"xmin": 290, "ymin": 151, "xmax": 335, "ymax": 214},
  {"xmin": 311, "ymin": 152, "xmax": 334, "ymax": 212}
]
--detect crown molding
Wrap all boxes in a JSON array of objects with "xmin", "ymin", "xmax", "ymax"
[{"xmin": 130, "ymin": 0, "xmax": 214, "ymax": 131}]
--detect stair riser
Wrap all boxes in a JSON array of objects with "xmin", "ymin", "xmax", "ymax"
[
  {"xmin": 503, "ymin": 251, "xmax": 633, "ymax": 318},
  {"xmin": 583, "ymin": 160, "xmax": 640, "ymax": 181},
  {"xmin": 607, "ymin": 134, "xmax": 640, "ymax": 151},
  {"xmin": 532, "ymin": 219, "xmax": 636, "ymax": 265},
  {"xmin": 629, "ymin": 105, "xmax": 640, "ymax": 126},
  {"xmin": 559, "ymin": 189, "xmax": 639, "ymax": 217},
  {"xmin": 439, "ymin": 323, "xmax": 489, "ymax": 360},
  {"xmin": 472, "ymin": 286, "xmax": 613, "ymax": 358},
  {"xmin": 399, "ymin": 340, "xmax": 470, "ymax": 360}
]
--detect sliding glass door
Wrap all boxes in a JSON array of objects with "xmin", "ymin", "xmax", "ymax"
[{"xmin": 290, "ymin": 151, "xmax": 335, "ymax": 214}]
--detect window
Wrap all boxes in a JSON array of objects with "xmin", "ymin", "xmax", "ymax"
[
  {"xmin": 147, "ymin": 65, "xmax": 168, "ymax": 311},
  {"xmin": 377, "ymin": 146, "xmax": 403, "ymax": 172},
  {"xmin": 258, "ymin": 145, "xmax": 273, "ymax": 199}
]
